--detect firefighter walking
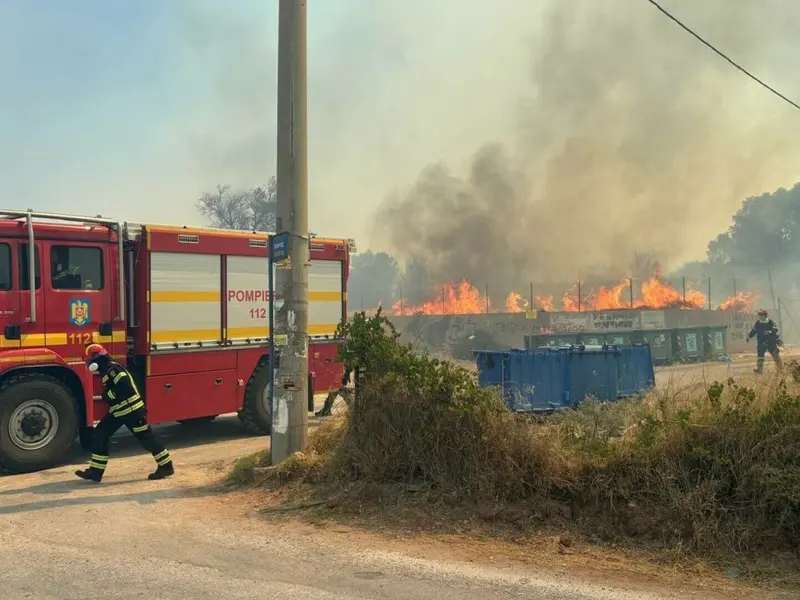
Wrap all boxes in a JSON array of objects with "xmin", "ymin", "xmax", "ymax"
[
  {"xmin": 747, "ymin": 309, "xmax": 783, "ymax": 374},
  {"xmin": 76, "ymin": 343, "xmax": 175, "ymax": 482}
]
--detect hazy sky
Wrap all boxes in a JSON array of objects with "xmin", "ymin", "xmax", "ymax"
[{"xmin": 1, "ymin": 0, "xmax": 799, "ymax": 273}]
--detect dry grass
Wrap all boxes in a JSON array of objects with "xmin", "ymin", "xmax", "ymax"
[{"xmin": 231, "ymin": 312, "xmax": 800, "ymax": 581}]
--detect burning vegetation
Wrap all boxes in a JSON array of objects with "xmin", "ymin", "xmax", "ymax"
[{"xmin": 391, "ymin": 272, "xmax": 759, "ymax": 316}]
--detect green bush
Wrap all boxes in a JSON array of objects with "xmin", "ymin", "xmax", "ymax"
[{"xmin": 308, "ymin": 311, "xmax": 800, "ymax": 559}]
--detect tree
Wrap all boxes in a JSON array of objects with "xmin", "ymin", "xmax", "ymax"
[
  {"xmin": 398, "ymin": 254, "xmax": 430, "ymax": 304},
  {"xmin": 348, "ymin": 251, "xmax": 399, "ymax": 310},
  {"xmin": 707, "ymin": 183, "xmax": 800, "ymax": 267},
  {"xmin": 196, "ymin": 178, "xmax": 277, "ymax": 231}
]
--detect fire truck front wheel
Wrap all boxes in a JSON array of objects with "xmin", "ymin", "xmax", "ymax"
[{"xmin": 0, "ymin": 373, "xmax": 78, "ymax": 474}]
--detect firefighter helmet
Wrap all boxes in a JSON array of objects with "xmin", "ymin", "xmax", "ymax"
[{"xmin": 84, "ymin": 342, "xmax": 109, "ymax": 373}]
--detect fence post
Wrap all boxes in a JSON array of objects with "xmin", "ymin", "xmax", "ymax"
[
  {"xmin": 768, "ymin": 269, "xmax": 777, "ymax": 312},
  {"xmin": 629, "ymin": 277, "xmax": 634, "ymax": 309},
  {"xmin": 682, "ymin": 276, "xmax": 687, "ymax": 307}
]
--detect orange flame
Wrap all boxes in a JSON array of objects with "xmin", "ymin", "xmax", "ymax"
[
  {"xmin": 505, "ymin": 292, "xmax": 527, "ymax": 313},
  {"xmin": 717, "ymin": 291, "xmax": 759, "ymax": 313},
  {"xmin": 392, "ymin": 280, "xmax": 490, "ymax": 315},
  {"xmin": 391, "ymin": 274, "xmax": 758, "ymax": 315}
]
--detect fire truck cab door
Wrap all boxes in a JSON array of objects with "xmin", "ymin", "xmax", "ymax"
[
  {"xmin": 17, "ymin": 241, "xmax": 43, "ymax": 349},
  {"xmin": 42, "ymin": 241, "xmax": 112, "ymax": 361},
  {"xmin": 0, "ymin": 242, "xmax": 18, "ymax": 348}
]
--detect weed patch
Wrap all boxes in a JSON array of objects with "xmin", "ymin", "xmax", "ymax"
[{"xmin": 234, "ymin": 311, "xmax": 800, "ymax": 574}]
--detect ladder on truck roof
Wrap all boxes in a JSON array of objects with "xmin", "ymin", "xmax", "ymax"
[{"xmin": 0, "ymin": 209, "xmax": 126, "ymax": 327}]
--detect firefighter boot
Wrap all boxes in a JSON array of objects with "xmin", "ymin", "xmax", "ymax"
[
  {"xmin": 754, "ymin": 357, "xmax": 765, "ymax": 374},
  {"xmin": 75, "ymin": 468, "xmax": 103, "ymax": 483},
  {"xmin": 148, "ymin": 462, "xmax": 174, "ymax": 481}
]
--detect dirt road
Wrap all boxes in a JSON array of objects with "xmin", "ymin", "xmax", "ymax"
[
  {"xmin": 655, "ymin": 350, "xmax": 792, "ymax": 390},
  {"xmin": 0, "ymin": 363, "xmax": 792, "ymax": 600}
]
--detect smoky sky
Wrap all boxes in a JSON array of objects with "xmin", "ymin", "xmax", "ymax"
[{"xmin": 373, "ymin": 0, "xmax": 800, "ymax": 295}]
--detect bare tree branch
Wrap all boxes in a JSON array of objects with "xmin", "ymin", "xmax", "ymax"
[{"xmin": 196, "ymin": 180, "xmax": 277, "ymax": 231}]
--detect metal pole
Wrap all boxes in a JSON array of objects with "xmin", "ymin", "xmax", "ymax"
[
  {"xmin": 484, "ymin": 283, "xmax": 489, "ymax": 314},
  {"xmin": 26, "ymin": 212, "xmax": 36, "ymax": 323},
  {"xmin": 577, "ymin": 280, "xmax": 582, "ymax": 312},
  {"xmin": 116, "ymin": 222, "xmax": 126, "ymax": 322},
  {"xmin": 529, "ymin": 282, "xmax": 534, "ymax": 310},
  {"xmin": 271, "ymin": 0, "xmax": 308, "ymax": 464},
  {"xmin": 629, "ymin": 277, "xmax": 634, "ymax": 309},
  {"xmin": 268, "ymin": 251, "xmax": 276, "ymax": 447},
  {"xmin": 733, "ymin": 276, "xmax": 737, "ymax": 297},
  {"xmin": 399, "ymin": 286, "xmax": 404, "ymax": 315},
  {"xmin": 707, "ymin": 276, "xmax": 711, "ymax": 310},
  {"xmin": 441, "ymin": 285, "xmax": 445, "ymax": 315},
  {"xmin": 682, "ymin": 276, "xmax": 686, "ymax": 307},
  {"xmin": 768, "ymin": 268, "xmax": 777, "ymax": 312}
]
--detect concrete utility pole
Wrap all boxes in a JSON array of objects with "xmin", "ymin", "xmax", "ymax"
[{"xmin": 271, "ymin": 0, "xmax": 309, "ymax": 464}]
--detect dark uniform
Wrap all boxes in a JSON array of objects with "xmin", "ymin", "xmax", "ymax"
[
  {"xmin": 75, "ymin": 343, "xmax": 175, "ymax": 482},
  {"xmin": 315, "ymin": 367, "xmax": 353, "ymax": 417},
  {"xmin": 747, "ymin": 310, "xmax": 783, "ymax": 374}
]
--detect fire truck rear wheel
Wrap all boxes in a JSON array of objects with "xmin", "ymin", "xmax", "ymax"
[
  {"xmin": 0, "ymin": 373, "xmax": 78, "ymax": 474},
  {"xmin": 238, "ymin": 360, "xmax": 272, "ymax": 435}
]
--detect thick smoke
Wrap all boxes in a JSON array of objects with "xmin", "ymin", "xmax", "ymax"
[{"xmin": 374, "ymin": 0, "xmax": 800, "ymax": 296}]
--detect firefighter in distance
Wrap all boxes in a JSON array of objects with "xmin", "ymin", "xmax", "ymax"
[
  {"xmin": 75, "ymin": 343, "xmax": 175, "ymax": 482},
  {"xmin": 746, "ymin": 309, "xmax": 783, "ymax": 374}
]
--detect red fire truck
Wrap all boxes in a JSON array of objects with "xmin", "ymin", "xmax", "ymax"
[{"xmin": 0, "ymin": 209, "xmax": 353, "ymax": 474}]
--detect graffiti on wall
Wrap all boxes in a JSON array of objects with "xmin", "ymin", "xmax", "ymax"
[
  {"xmin": 549, "ymin": 310, "xmax": 666, "ymax": 333},
  {"xmin": 729, "ymin": 312, "xmax": 753, "ymax": 342},
  {"xmin": 589, "ymin": 311, "xmax": 635, "ymax": 330}
]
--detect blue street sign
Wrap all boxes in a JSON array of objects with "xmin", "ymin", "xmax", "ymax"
[{"xmin": 270, "ymin": 232, "xmax": 290, "ymax": 263}]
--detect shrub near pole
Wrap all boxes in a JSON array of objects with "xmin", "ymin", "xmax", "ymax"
[{"xmin": 292, "ymin": 310, "xmax": 800, "ymax": 569}]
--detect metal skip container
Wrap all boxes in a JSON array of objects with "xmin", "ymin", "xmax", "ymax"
[
  {"xmin": 475, "ymin": 344, "xmax": 655, "ymax": 412},
  {"xmin": 474, "ymin": 348, "xmax": 571, "ymax": 411}
]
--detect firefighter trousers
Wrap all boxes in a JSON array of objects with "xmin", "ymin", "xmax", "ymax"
[
  {"xmin": 87, "ymin": 409, "xmax": 172, "ymax": 475},
  {"xmin": 756, "ymin": 339, "xmax": 782, "ymax": 373}
]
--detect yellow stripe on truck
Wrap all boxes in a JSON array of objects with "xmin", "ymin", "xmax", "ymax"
[
  {"xmin": 151, "ymin": 291, "xmax": 221, "ymax": 303},
  {"xmin": 309, "ymin": 324, "xmax": 339, "ymax": 336},
  {"xmin": 152, "ymin": 290, "xmax": 342, "ymax": 303},
  {"xmin": 0, "ymin": 354, "xmax": 52, "ymax": 363},
  {"xmin": 309, "ymin": 291, "xmax": 342, "ymax": 302},
  {"xmin": 227, "ymin": 324, "xmax": 339, "ymax": 337},
  {"xmin": 227, "ymin": 327, "xmax": 269, "ymax": 339},
  {"xmin": 0, "ymin": 330, "xmax": 126, "ymax": 348},
  {"xmin": 154, "ymin": 324, "xmax": 341, "ymax": 343},
  {"xmin": 152, "ymin": 290, "xmax": 341, "ymax": 303},
  {"xmin": 95, "ymin": 331, "xmax": 127, "ymax": 344},
  {"xmin": 150, "ymin": 329, "xmax": 221, "ymax": 344}
]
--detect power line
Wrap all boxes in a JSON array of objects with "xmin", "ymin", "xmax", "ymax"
[{"xmin": 647, "ymin": 0, "xmax": 800, "ymax": 112}]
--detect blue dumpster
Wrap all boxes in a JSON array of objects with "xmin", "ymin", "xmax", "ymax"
[
  {"xmin": 474, "ymin": 348, "xmax": 570, "ymax": 412},
  {"xmin": 507, "ymin": 348, "xmax": 571, "ymax": 411},
  {"xmin": 568, "ymin": 346, "xmax": 620, "ymax": 403},
  {"xmin": 474, "ymin": 350, "xmax": 510, "ymax": 389},
  {"xmin": 476, "ymin": 344, "xmax": 655, "ymax": 412},
  {"xmin": 616, "ymin": 344, "xmax": 656, "ymax": 397}
]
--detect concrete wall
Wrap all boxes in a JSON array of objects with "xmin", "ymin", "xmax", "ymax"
[{"xmin": 389, "ymin": 309, "xmax": 757, "ymax": 358}]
